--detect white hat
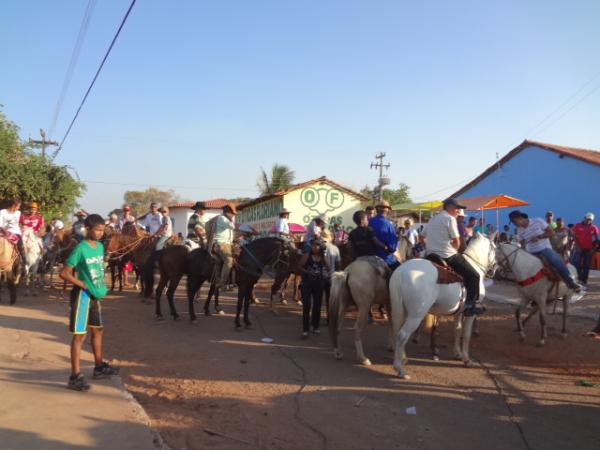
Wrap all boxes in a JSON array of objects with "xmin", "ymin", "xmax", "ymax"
[
  {"xmin": 457, "ymin": 209, "xmax": 465, "ymax": 216},
  {"xmin": 316, "ymin": 214, "xmax": 328, "ymax": 224},
  {"xmin": 584, "ymin": 212, "xmax": 595, "ymax": 220}
]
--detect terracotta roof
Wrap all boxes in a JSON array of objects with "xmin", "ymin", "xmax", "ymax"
[
  {"xmin": 169, "ymin": 199, "xmax": 236, "ymax": 209},
  {"xmin": 237, "ymin": 176, "xmax": 369, "ymax": 210},
  {"xmin": 451, "ymin": 140, "xmax": 600, "ymax": 197}
]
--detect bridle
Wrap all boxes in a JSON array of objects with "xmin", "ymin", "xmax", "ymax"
[
  {"xmin": 496, "ymin": 243, "xmax": 521, "ymax": 278},
  {"xmin": 236, "ymin": 238, "xmax": 293, "ymax": 278}
]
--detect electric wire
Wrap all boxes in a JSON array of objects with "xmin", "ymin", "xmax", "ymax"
[{"xmin": 52, "ymin": 0, "xmax": 137, "ymax": 161}]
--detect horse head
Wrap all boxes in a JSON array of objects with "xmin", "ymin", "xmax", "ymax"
[{"xmin": 464, "ymin": 233, "xmax": 497, "ymax": 277}]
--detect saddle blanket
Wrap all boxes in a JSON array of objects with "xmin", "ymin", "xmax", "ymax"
[{"xmin": 355, "ymin": 255, "xmax": 391, "ymax": 279}]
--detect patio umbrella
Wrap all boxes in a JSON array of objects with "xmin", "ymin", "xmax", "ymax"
[{"xmin": 458, "ymin": 194, "xmax": 529, "ymax": 230}]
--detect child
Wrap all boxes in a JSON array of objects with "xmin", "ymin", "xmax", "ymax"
[
  {"xmin": 60, "ymin": 214, "xmax": 119, "ymax": 391},
  {"xmin": 347, "ymin": 210, "xmax": 387, "ymax": 258}
]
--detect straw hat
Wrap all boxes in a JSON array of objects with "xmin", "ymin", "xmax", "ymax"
[
  {"xmin": 224, "ymin": 203, "xmax": 237, "ymax": 215},
  {"xmin": 279, "ymin": 208, "xmax": 291, "ymax": 216},
  {"xmin": 29, "ymin": 201, "xmax": 39, "ymax": 209},
  {"xmin": 316, "ymin": 214, "xmax": 328, "ymax": 224},
  {"xmin": 375, "ymin": 200, "xmax": 391, "ymax": 209},
  {"xmin": 321, "ymin": 229, "xmax": 333, "ymax": 243}
]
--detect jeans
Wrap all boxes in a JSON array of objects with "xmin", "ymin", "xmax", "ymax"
[
  {"xmin": 573, "ymin": 248, "xmax": 593, "ymax": 284},
  {"xmin": 300, "ymin": 279, "xmax": 324, "ymax": 332},
  {"xmin": 533, "ymin": 247, "xmax": 575, "ymax": 286},
  {"xmin": 445, "ymin": 253, "xmax": 480, "ymax": 305}
]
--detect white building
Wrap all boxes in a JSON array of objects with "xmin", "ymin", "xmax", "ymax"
[{"xmin": 168, "ymin": 199, "xmax": 234, "ymax": 238}]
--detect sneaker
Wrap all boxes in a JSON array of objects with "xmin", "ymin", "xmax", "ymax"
[
  {"xmin": 301, "ymin": 332, "xmax": 309, "ymax": 340},
  {"xmin": 93, "ymin": 362, "xmax": 120, "ymax": 379},
  {"xmin": 464, "ymin": 303, "xmax": 486, "ymax": 317},
  {"xmin": 312, "ymin": 328, "xmax": 321, "ymax": 335},
  {"xmin": 67, "ymin": 373, "xmax": 91, "ymax": 391}
]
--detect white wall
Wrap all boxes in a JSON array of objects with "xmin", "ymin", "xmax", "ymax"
[{"xmin": 169, "ymin": 208, "xmax": 219, "ymax": 238}]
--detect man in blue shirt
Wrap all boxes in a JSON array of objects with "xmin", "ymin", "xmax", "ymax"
[{"xmin": 368, "ymin": 200, "xmax": 399, "ymax": 269}]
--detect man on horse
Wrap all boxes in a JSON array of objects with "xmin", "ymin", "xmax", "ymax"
[
  {"xmin": 348, "ymin": 210, "xmax": 387, "ymax": 258},
  {"xmin": 275, "ymin": 208, "xmax": 291, "ymax": 239},
  {"xmin": 73, "ymin": 211, "xmax": 87, "ymax": 242},
  {"xmin": 118, "ymin": 205, "xmax": 136, "ymax": 231},
  {"xmin": 0, "ymin": 198, "xmax": 26, "ymax": 272},
  {"xmin": 422, "ymin": 198, "xmax": 484, "ymax": 316},
  {"xmin": 509, "ymin": 210, "xmax": 581, "ymax": 292},
  {"xmin": 187, "ymin": 201, "xmax": 207, "ymax": 246},
  {"xmin": 368, "ymin": 200, "xmax": 399, "ymax": 270},
  {"xmin": 20, "ymin": 201, "xmax": 44, "ymax": 237},
  {"xmin": 211, "ymin": 203, "xmax": 237, "ymax": 290}
]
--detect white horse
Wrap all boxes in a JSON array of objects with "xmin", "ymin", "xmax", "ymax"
[
  {"xmin": 496, "ymin": 242, "xmax": 577, "ymax": 346},
  {"xmin": 390, "ymin": 234, "xmax": 496, "ymax": 379},
  {"xmin": 21, "ymin": 227, "xmax": 43, "ymax": 296},
  {"xmin": 329, "ymin": 256, "xmax": 393, "ymax": 365}
]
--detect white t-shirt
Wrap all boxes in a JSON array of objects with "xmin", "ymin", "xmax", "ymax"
[
  {"xmin": 0, "ymin": 209, "xmax": 22, "ymax": 235},
  {"xmin": 404, "ymin": 228, "xmax": 419, "ymax": 246},
  {"xmin": 517, "ymin": 218, "xmax": 552, "ymax": 253},
  {"xmin": 141, "ymin": 212, "xmax": 163, "ymax": 234},
  {"xmin": 422, "ymin": 211, "xmax": 459, "ymax": 258},
  {"xmin": 160, "ymin": 216, "xmax": 173, "ymax": 238},
  {"xmin": 324, "ymin": 242, "xmax": 340, "ymax": 278},
  {"xmin": 276, "ymin": 217, "xmax": 289, "ymax": 235}
]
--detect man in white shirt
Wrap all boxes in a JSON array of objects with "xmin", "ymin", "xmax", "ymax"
[
  {"xmin": 276, "ymin": 208, "xmax": 291, "ymax": 239},
  {"xmin": 422, "ymin": 198, "xmax": 484, "ymax": 316},
  {"xmin": 155, "ymin": 207, "xmax": 173, "ymax": 251},
  {"xmin": 508, "ymin": 210, "xmax": 580, "ymax": 292},
  {"xmin": 141, "ymin": 203, "xmax": 163, "ymax": 235}
]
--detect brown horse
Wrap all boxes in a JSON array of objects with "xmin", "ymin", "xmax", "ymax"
[{"xmin": 0, "ymin": 237, "xmax": 22, "ymax": 304}]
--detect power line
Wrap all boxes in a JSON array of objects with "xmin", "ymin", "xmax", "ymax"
[
  {"xmin": 52, "ymin": 0, "xmax": 137, "ymax": 161},
  {"xmin": 48, "ymin": 0, "xmax": 97, "ymax": 139}
]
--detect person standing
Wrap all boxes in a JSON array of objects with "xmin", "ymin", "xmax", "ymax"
[
  {"xmin": 276, "ymin": 208, "xmax": 291, "ymax": 239},
  {"xmin": 571, "ymin": 212, "xmax": 599, "ymax": 285},
  {"xmin": 509, "ymin": 210, "xmax": 581, "ymax": 292},
  {"xmin": 187, "ymin": 201, "xmax": 207, "ymax": 246},
  {"xmin": 333, "ymin": 223, "xmax": 348, "ymax": 245},
  {"xmin": 19, "ymin": 201, "xmax": 44, "ymax": 237},
  {"xmin": 59, "ymin": 214, "xmax": 119, "ymax": 391},
  {"xmin": 212, "ymin": 204, "xmax": 237, "ymax": 290},
  {"xmin": 422, "ymin": 198, "xmax": 484, "ymax": 316},
  {"xmin": 321, "ymin": 229, "xmax": 341, "ymax": 321},
  {"xmin": 368, "ymin": 200, "xmax": 398, "ymax": 269},
  {"xmin": 298, "ymin": 239, "xmax": 330, "ymax": 339},
  {"xmin": 550, "ymin": 217, "xmax": 570, "ymax": 259},
  {"xmin": 545, "ymin": 211, "xmax": 557, "ymax": 230}
]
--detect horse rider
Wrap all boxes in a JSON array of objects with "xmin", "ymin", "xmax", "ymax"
[
  {"xmin": 140, "ymin": 202, "xmax": 162, "ymax": 235},
  {"xmin": 106, "ymin": 213, "xmax": 119, "ymax": 230},
  {"xmin": 509, "ymin": 210, "xmax": 581, "ymax": 293},
  {"xmin": 20, "ymin": 201, "xmax": 44, "ymax": 237},
  {"xmin": 276, "ymin": 208, "xmax": 291, "ymax": 239},
  {"xmin": 118, "ymin": 205, "xmax": 136, "ymax": 231},
  {"xmin": 51, "ymin": 217, "xmax": 65, "ymax": 231},
  {"xmin": 302, "ymin": 214, "xmax": 327, "ymax": 253},
  {"xmin": 0, "ymin": 197, "xmax": 26, "ymax": 272},
  {"xmin": 212, "ymin": 203, "xmax": 237, "ymax": 290},
  {"xmin": 348, "ymin": 210, "xmax": 388, "ymax": 258},
  {"xmin": 422, "ymin": 198, "xmax": 484, "ymax": 316},
  {"xmin": 187, "ymin": 201, "xmax": 207, "ymax": 246},
  {"xmin": 368, "ymin": 200, "xmax": 399, "ymax": 270},
  {"xmin": 154, "ymin": 207, "xmax": 173, "ymax": 251},
  {"xmin": 72, "ymin": 211, "xmax": 87, "ymax": 242}
]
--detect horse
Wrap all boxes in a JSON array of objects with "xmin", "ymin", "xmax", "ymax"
[
  {"xmin": 21, "ymin": 227, "xmax": 43, "ymax": 296},
  {"xmin": 154, "ymin": 245, "xmax": 218, "ymax": 321},
  {"xmin": 0, "ymin": 235, "xmax": 22, "ymax": 304},
  {"xmin": 496, "ymin": 242, "xmax": 577, "ymax": 345},
  {"xmin": 328, "ymin": 235, "xmax": 415, "ymax": 365},
  {"xmin": 235, "ymin": 237, "xmax": 298, "ymax": 329},
  {"xmin": 389, "ymin": 233, "xmax": 496, "ymax": 379}
]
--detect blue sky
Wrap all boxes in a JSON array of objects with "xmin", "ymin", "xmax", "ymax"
[{"xmin": 2, "ymin": 0, "xmax": 599, "ymax": 215}]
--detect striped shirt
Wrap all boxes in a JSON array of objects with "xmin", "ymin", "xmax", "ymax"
[{"xmin": 516, "ymin": 218, "xmax": 552, "ymax": 253}]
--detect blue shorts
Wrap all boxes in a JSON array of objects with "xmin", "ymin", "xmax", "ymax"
[{"xmin": 69, "ymin": 287, "xmax": 103, "ymax": 334}]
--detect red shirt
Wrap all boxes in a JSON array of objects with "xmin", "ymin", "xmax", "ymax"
[
  {"xmin": 19, "ymin": 213, "xmax": 44, "ymax": 233},
  {"xmin": 572, "ymin": 222, "xmax": 599, "ymax": 250}
]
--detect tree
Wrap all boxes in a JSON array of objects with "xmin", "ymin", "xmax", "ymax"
[
  {"xmin": 361, "ymin": 183, "xmax": 411, "ymax": 206},
  {"xmin": 123, "ymin": 187, "xmax": 181, "ymax": 217},
  {"xmin": 0, "ymin": 108, "xmax": 85, "ymax": 219},
  {"xmin": 257, "ymin": 164, "xmax": 295, "ymax": 195}
]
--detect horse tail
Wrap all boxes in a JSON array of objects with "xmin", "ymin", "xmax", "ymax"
[
  {"xmin": 329, "ymin": 271, "xmax": 350, "ymax": 350},
  {"xmin": 389, "ymin": 270, "xmax": 407, "ymax": 339}
]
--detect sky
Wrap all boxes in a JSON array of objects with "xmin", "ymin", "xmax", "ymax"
[{"xmin": 1, "ymin": 0, "xmax": 599, "ymax": 215}]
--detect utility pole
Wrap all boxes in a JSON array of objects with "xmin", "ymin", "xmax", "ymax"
[
  {"xmin": 28, "ymin": 129, "xmax": 58, "ymax": 158},
  {"xmin": 370, "ymin": 152, "xmax": 390, "ymax": 201}
]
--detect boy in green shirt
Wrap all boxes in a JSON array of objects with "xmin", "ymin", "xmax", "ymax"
[{"xmin": 60, "ymin": 214, "xmax": 119, "ymax": 391}]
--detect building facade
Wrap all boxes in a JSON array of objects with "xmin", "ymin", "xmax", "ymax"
[
  {"xmin": 168, "ymin": 199, "xmax": 233, "ymax": 238},
  {"xmin": 451, "ymin": 140, "xmax": 600, "ymax": 224},
  {"xmin": 237, "ymin": 177, "xmax": 370, "ymax": 234}
]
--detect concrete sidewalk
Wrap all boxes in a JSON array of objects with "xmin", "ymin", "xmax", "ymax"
[{"xmin": 0, "ymin": 292, "xmax": 165, "ymax": 450}]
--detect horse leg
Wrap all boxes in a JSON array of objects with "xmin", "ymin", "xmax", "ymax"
[
  {"xmin": 243, "ymin": 284, "xmax": 253, "ymax": 328},
  {"xmin": 515, "ymin": 299, "xmax": 528, "ymax": 342},
  {"xmin": 430, "ymin": 316, "xmax": 440, "ymax": 361},
  {"xmin": 453, "ymin": 314, "xmax": 464, "ymax": 359},
  {"xmin": 354, "ymin": 305, "xmax": 371, "ymax": 365},
  {"xmin": 537, "ymin": 296, "xmax": 548, "ymax": 347},
  {"xmin": 522, "ymin": 303, "xmax": 539, "ymax": 326},
  {"xmin": 235, "ymin": 283, "xmax": 244, "ymax": 329},
  {"xmin": 187, "ymin": 277, "xmax": 198, "ymax": 323},
  {"xmin": 166, "ymin": 275, "xmax": 183, "ymax": 321},
  {"xmin": 204, "ymin": 284, "xmax": 214, "ymax": 316},
  {"xmin": 459, "ymin": 315, "xmax": 477, "ymax": 367},
  {"xmin": 393, "ymin": 317, "xmax": 422, "ymax": 379}
]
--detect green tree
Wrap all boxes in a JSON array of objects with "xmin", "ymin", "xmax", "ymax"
[
  {"xmin": 123, "ymin": 187, "xmax": 181, "ymax": 217},
  {"xmin": 0, "ymin": 108, "xmax": 85, "ymax": 219},
  {"xmin": 361, "ymin": 183, "xmax": 411, "ymax": 206},
  {"xmin": 257, "ymin": 164, "xmax": 295, "ymax": 195}
]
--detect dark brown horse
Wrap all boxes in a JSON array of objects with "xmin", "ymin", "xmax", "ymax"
[
  {"xmin": 0, "ymin": 237, "xmax": 22, "ymax": 304},
  {"xmin": 235, "ymin": 237, "xmax": 299, "ymax": 329}
]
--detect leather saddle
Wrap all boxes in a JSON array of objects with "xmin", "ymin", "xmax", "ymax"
[
  {"xmin": 536, "ymin": 255, "xmax": 561, "ymax": 283},
  {"xmin": 424, "ymin": 254, "xmax": 464, "ymax": 284}
]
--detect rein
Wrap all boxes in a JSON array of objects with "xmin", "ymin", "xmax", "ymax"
[
  {"xmin": 106, "ymin": 234, "xmax": 150, "ymax": 260},
  {"xmin": 236, "ymin": 240, "xmax": 291, "ymax": 278}
]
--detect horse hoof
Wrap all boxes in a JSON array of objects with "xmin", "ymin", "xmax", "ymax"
[
  {"xmin": 464, "ymin": 360, "xmax": 473, "ymax": 368},
  {"xmin": 360, "ymin": 358, "xmax": 372, "ymax": 366},
  {"xmin": 432, "ymin": 355, "xmax": 440, "ymax": 361},
  {"xmin": 536, "ymin": 340, "xmax": 546, "ymax": 347},
  {"xmin": 270, "ymin": 309, "xmax": 279, "ymax": 316},
  {"xmin": 217, "ymin": 310, "xmax": 225, "ymax": 316}
]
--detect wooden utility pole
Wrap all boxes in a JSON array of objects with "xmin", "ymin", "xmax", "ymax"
[
  {"xmin": 370, "ymin": 152, "xmax": 391, "ymax": 201},
  {"xmin": 28, "ymin": 129, "xmax": 58, "ymax": 158}
]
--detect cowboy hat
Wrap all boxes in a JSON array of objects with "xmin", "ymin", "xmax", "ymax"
[
  {"xmin": 279, "ymin": 208, "xmax": 291, "ymax": 215},
  {"xmin": 223, "ymin": 203, "xmax": 237, "ymax": 215},
  {"xmin": 375, "ymin": 200, "xmax": 391, "ymax": 209},
  {"xmin": 443, "ymin": 198, "xmax": 466, "ymax": 210},
  {"xmin": 321, "ymin": 229, "xmax": 333, "ymax": 243},
  {"xmin": 315, "ymin": 214, "xmax": 328, "ymax": 224},
  {"xmin": 191, "ymin": 201, "xmax": 206, "ymax": 211},
  {"xmin": 29, "ymin": 201, "xmax": 39, "ymax": 209}
]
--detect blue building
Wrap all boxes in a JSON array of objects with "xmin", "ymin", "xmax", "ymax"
[{"xmin": 451, "ymin": 140, "xmax": 600, "ymax": 225}]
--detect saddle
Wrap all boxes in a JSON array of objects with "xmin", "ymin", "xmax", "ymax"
[
  {"xmin": 356, "ymin": 255, "xmax": 391, "ymax": 279},
  {"xmin": 424, "ymin": 254, "xmax": 464, "ymax": 284}
]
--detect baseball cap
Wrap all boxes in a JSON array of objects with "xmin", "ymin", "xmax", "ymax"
[
  {"xmin": 584, "ymin": 212, "xmax": 595, "ymax": 220},
  {"xmin": 443, "ymin": 198, "xmax": 466, "ymax": 209}
]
